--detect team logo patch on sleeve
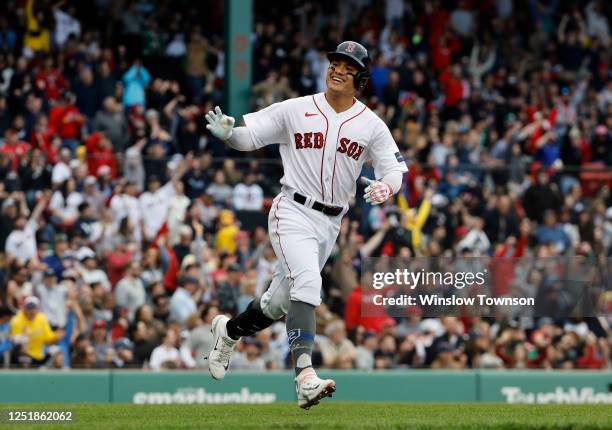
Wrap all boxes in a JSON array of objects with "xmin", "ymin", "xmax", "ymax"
[{"xmin": 395, "ymin": 151, "xmax": 404, "ymax": 162}]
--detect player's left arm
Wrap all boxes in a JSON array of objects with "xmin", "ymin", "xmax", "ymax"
[{"xmin": 362, "ymin": 123, "xmax": 408, "ymax": 205}]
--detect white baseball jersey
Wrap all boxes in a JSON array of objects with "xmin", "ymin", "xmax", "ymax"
[
  {"xmin": 243, "ymin": 92, "xmax": 408, "ymax": 206},
  {"xmin": 244, "ymin": 92, "xmax": 407, "ymax": 316}
]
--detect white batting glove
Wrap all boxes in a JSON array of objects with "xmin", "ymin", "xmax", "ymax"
[
  {"xmin": 205, "ymin": 106, "xmax": 235, "ymax": 140},
  {"xmin": 360, "ymin": 176, "xmax": 393, "ymax": 205}
]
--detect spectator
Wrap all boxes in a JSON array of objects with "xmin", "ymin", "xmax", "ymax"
[
  {"xmin": 74, "ymin": 67, "xmax": 99, "ymax": 118},
  {"xmin": 49, "ymin": 177, "xmax": 83, "ymax": 225},
  {"xmin": 256, "ymin": 328, "xmax": 285, "ymax": 370},
  {"xmin": 180, "ymin": 305, "xmax": 217, "ymax": 369},
  {"xmin": 130, "ymin": 320, "xmax": 157, "ymax": 366},
  {"xmin": 355, "ymin": 331, "xmax": 378, "ymax": 370},
  {"xmin": 109, "ymin": 181, "xmax": 142, "ymax": 242},
  {"xmin": 536, "ymin": 210, "xmax": 571, "ymax": 253},
  {"xmin": 10, "ymin": 297, "xmax": 65, "ymax": 367},
  {"xmin": 215, "ymin": 210, "xmax": 239, "ymax": 255},
  {"xmin": 231, "ymin": 337, "xmax": 266, "ymax": 371},
  {"xmin": 92, "ymin": 97, "xmax": 129, "ymax": 153},
  {"xmin": 522, "ymin": 170, "xmax": 563, "ymax": 223},
  {"xmin": 5, "ymin": 194, "xmax": 48, "ymax": 264},
  {"xmin": 51, "ymin": 148, "xmax": 73, "ymax": 185},
  {"xmin": 320, "ymin": 320, "xmax": 357, "ymax": 369},
  {"xmin": 91, "ymin": 319, "xmax": 114, "ymax": 367},
  {"xmin": 169, "ymin": 276, "xmax": 200, "ymax": 325},
  {"xmin": 35, "ymin": 268, "xmax": 70, "ymax": 329},
  {"xmin": 48, "ymin": 91, "xmax": 85, "ymax": 154},
  {"xmin": 149, "ymin": 330, "xmax": 180, "ymax": 371},
  {"xmin": 0, "ymin": 306, "xmax": 14, "ymax": 361},
  {"xmin": 77, "ymin": 247, "xmax": 111, "ymax": 292},
  {"xmin": 85, "ymin": 132, "xmax": 117, "ymax": 180},
  {"xmin": 374, "ymin": 334, "xmax": 397, "ymax": 369},
  {"xmin": 122, "ymin": 60, "xmax": 151, "ymax": 109},
  {"xmin": 217, "ymin": 263, "xmax": 242, "ymax": 316},
  {"xmin": 1, "ymin": 130, "xmax": 30, "ymax": 170},
  {"xmin": 206, "ymin": 170, "xmax": 233, "ymax": 207},
  {"xmin": 35, "ymin": 57, "xmax": 66, "ymax": 102},
  {"xmin": 115, "ymin": 261, "xmax": 147, "ymax": 322},
  {"xmin": 113, "ymin": 338, "xmax": 137, "ymax": 368},
  {"xmin": 233, "ymin": 173, "xmax": 264, "ymax": 211},
  {"xmin": 431, "ymin": 342, "xmax": 466, "ymax": 369},
  {"xmin": 183, "ymin": 157, "xmax": 208, "ymax": 199}
]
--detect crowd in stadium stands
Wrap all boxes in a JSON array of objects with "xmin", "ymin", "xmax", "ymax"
[{"xmin": 0, "ymin": 0, "xmax": 611, "ymax": 371}]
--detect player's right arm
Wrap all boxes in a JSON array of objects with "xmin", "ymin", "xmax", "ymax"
[
  {"xmin": 205, "ymin": 102, "xmax": 289, "ymax": 151},
  {"xmin": 205, "ymin": 106, "xmax": 253, "ymax": 150}
]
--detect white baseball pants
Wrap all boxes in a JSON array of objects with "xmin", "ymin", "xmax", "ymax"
[{"xmin": 260, "ymin": 192, "xmax": 343, "ymax": 319}]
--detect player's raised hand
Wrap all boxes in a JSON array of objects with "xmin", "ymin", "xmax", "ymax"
[
  {"xmin": 205, "ymin": 106, "xmax": 235, "ymax": 140},
  {"xmin": 360, "ymin": 176, "xmax": 393, "ymax": 205}
]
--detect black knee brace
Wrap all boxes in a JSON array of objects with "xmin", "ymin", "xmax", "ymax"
[{"xmin": 226, "ymin": 300, "xmax": 276, "ymax": 339}]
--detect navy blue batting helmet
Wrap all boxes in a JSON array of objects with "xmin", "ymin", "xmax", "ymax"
[{"xmin": 327, "ymin": 41, "xmax": 371, "ymax": 90}]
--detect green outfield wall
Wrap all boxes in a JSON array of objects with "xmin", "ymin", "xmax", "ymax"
[{"xmin": 0, "ymin": 371, "xmax": 611, "ymax": 404}]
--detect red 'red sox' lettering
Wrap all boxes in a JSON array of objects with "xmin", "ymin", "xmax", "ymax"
[
  {"xmin": 294, "ymin": 132, "xmax": 324, "ymax": 150},
  {"xmin": 337, "ymin": 138, "xmax": 365, "ymax": 160}
]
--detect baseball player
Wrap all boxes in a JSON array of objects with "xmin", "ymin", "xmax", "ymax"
[{"xmin": 205, "ymin": 41, "xmax": 407, "ymax": 409}]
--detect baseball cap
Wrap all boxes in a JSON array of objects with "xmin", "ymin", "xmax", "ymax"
[
  {"xmin": 54, "ymin": 233, "xmax": 69, "ymax": 242},
  {"xmin": 77, "ymin": 247, "xmax": 96, "ymax": 262},
  {"xmin": 436, "ymin": 342, "xmax": 454, "ymax": 353},
  {"xmin": 92, "ymin": 319, "xmax": 107, "ymax": 330},
  {"xmin": 84, "ymin": 175, "xmax": 97, "ymax": 186},
  {"xmin": 114, "ymin": 338, "xmax": 133, "ymax": 350},
  {"xmin": 97, "ymin": 165, "xmax": 111, "ymax": 176},
  {"xmin": 219, "ymin": 210, "xmax": 234, "ymax": 226},
  {"xmin": 1, "ymin": 198, "xmax": 15, "ymax": 211},
  {"xmin": 43, "ymin": 267, "xmax": 57, "ymax": 278},
  {"xmin": 235, "ymin": 230, "xmax": 249, "ymax": 240},
  {"xmin": 24, "ymin": 296, "xmax": 40, "ymax": 309},
  {"xmin": 180, "ymin": 254, "xmax": 198, "ymax": 270},
  {"xmin": 0, "ymin": 305, "xmax": 14, "ymax": 319},
  {"xmin": 179, "ymin": 225, "xmax": 193, "ymax": 237},
  {"xmin": 180, "ymin": 275, "xmax": 199, "ymax": 286},
  {"xmin": 242, "ymin": 337, "xmax": 262, "ymax": 348},
  {"xmin": 569, "ymin": 127, "xmax": 581, "ymax": 139},
  {"xmin": 227, "ymin": 263, "xmax": 241, "ymax": 272},
  {"xmin": 61, "ymin": 269, "xmax": 79, "ymax": 281}
]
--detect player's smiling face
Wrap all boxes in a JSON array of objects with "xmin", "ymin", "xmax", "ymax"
[{"xmin": 326, "ymin": 58, "xmax": 358, "ymax": 96}]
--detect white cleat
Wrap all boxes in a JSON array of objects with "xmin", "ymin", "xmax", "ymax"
[
  {"xmin": 208, "ymin": 315, "xmax": 238, "ymax": 380},
  {"xmin": 295, "ymin": 371, "xmax": 336, "ymax": 410}
]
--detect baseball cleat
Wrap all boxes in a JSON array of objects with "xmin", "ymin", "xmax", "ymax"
[
  {"xmin": 208, "ymin": 315, "xmax": 238, "ymax": 380},
  {"xmin": 295, "ymin": 371, "xmax": 336, "ymax": 410}
]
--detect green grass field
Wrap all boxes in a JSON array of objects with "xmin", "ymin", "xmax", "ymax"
[{"xmin": 1, "ymin": 403, "xmax": 611, "ymax": 430}]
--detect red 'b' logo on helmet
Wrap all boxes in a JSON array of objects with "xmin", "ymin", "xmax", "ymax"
[{"xmin": 346, "ymin": 42, "xmax": 355, "ymax": 52}]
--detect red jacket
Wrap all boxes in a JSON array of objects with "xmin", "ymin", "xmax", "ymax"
[
  {"xmin": 49, "ymin": 105, "xmax": 84, "ymax": 140},
  {"xmin": 0, "ymin": 141, "xmax": 30, "ymax": 170},
  {"xmin": 439, "ymin": 68, "xmax": 464, "ymax": 107},
  {"xmin": 345, "ymin": 287, "xmax": 396, "ymax": 333},
  {"xmin": 35, "ymin": 69, "xmax": 66, "ymax": 101},
  {"xmin": 86, "ymin": 133, "xmax": 117, "ymax": 179},
  {"xmin": 31, "ymin": 129, "xmax": 58, "ymax": 163}
]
